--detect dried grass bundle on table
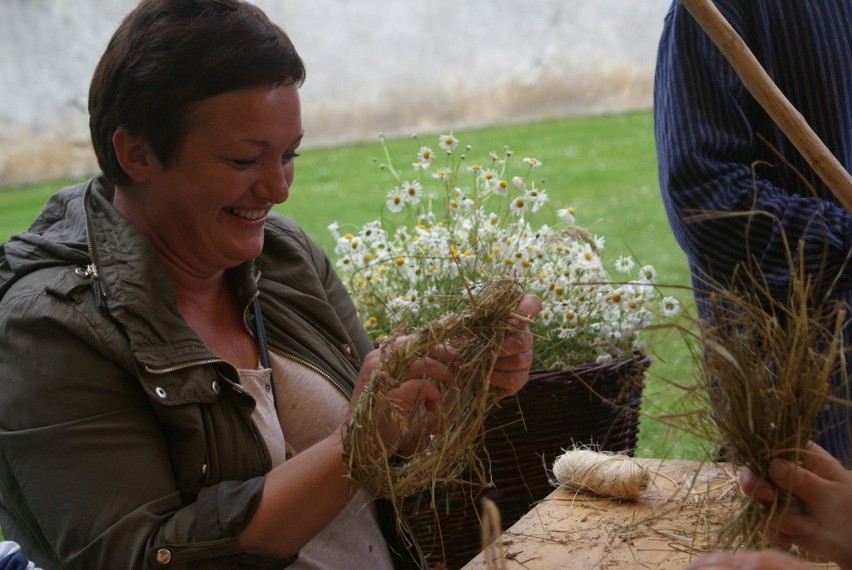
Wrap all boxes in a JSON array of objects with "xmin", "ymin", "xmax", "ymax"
[
  {"xmin": 697, "ymin": 253, "xmax": 846, "ymax": 550},
  {"xmin": 342, "ymin": 277, "xmax": 524, "ymax": 529}
]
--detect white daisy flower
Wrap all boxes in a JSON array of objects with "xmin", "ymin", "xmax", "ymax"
[
  {"xmin": 327, "ymin": 221, "xmax": 340, "ymax": 240},
  {"xmin": 660, "ymin": 296, "xmax": 681, "ymax": 318},
  {"xmin": 431, "ymin": 167, "xmax": 450, "ymax": 180},
  {"xmin": 556, "ymin": 207, "xmax": 576, "ymax": 224},
  {"xmin": 614, "ymin": 256, "xmax": 635, "ymax": 273},
  {"xmin": 417, "ymin": 146, "xmax": 433, "ymax": 165},
  {"xmin": 479, "ymin": 169, "xmax": 499, "ymax": 190},
  {"xmin": 448, "ymin": 199, "xmax": 460, "ymax": 214},
  {"xmin": 400, "ymin": 180, "xmax": 423, "ymax": 204},
  {"xmin": 359, "ymin": 220, "xmax": 383, "ymax": 242},
  {"xmin": 525, "ymin": 187, "xmax": 549, "ymax": 212},
  {"xmin": 639, "ymin": 264, "xmax": 657, "ymax": 283},
  {"xmin": 509, "ymin": 196, "xmax": 528, "ymax": 216},
  {"xmin": 438, "ymin": 133, "xmax": 459, "ymax": 153},
  {"xmin": 386, "ymin": 187, "xmax": 405, "ymax": 213}
]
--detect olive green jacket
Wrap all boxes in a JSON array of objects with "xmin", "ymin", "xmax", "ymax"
[{"xmin": 0, "ymin": 177, "xmax": 423, "ymax": 569}]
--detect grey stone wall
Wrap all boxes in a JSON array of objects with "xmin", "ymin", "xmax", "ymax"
[{"xmin": 0, "ymin": 0, "xmax": 672, "ymax": 186}]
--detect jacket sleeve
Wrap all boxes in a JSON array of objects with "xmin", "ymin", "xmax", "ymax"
[
  {"xmin": 654, "ymin": 1, "xmax": 852, "ymax": 299},
  {"xmin": 0, "ymin": 272, "xmax": 293, "ymax": 570}
]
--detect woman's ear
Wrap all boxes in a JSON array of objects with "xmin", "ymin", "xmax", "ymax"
[{"xmin": 112, "ymin": 128, "xmax": 155, "ymax": 183}]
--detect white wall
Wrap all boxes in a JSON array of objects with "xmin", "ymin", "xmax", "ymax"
[{"xmin": 0, "ymin": 0, "xmax": 672, "ymax": 186}]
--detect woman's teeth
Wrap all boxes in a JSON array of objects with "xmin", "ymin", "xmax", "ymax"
[{"xmin": 226, "ymin": 207, "xmax": 266, "ymax": 220}]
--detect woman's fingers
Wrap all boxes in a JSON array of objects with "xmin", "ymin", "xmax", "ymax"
[
  {"xmin": 489, "ymin": 294, "xmax": 541, "ymax": 396},
  {"xmin": 398, "ymin": 350, "xmax": 456, "ymax": 388},
  {"xmin": 353, "ymin": 293, "xmax": 544, "ymax": 449},
  {"xmin": 388, "ymin": 379, "xmax": 442, "ymax": 413}
]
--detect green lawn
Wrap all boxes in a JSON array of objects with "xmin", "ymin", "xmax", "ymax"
[{"xmin": 0, "ymin": 110, "xmax": 709, "ymax": 462}]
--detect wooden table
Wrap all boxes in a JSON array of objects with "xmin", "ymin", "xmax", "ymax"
[{"xmin": 462, "ymin": 459, "xmax": 838, "ymax": 570}]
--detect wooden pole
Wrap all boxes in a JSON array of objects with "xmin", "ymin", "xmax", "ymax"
[{"xmin": 679, "ymin": 0, "xmax": 852, "ymax": 213}]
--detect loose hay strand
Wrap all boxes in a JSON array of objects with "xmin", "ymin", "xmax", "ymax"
[
  {"xmin": 480, "ymin": 497, "xmax": 506, "ymax": 570},
  {"xmin": 342, "ymin": 277, "xmax": 524, "ymax": 532}
]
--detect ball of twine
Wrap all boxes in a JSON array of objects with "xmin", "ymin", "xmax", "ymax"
[{"xmin": 552, "ymin": 448, "xmax": 649, "ymax": 500}]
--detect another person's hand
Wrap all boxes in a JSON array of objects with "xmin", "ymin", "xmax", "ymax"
[
  {"xmin": 683, "ymin": 550, "xmax": 820, "ymax": 570},
  {"xmin": 738, "ymin": 442, "xmax": 852, "ymax": 570}
]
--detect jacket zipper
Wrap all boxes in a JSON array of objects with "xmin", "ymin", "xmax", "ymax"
[
  {"xmin": 242, "ymin": 286, "xmax": 353, "ymax": 400},
  {"xmin": 267, "ymin": 345, "xmax": 353, "ymax": 399},
  {"xmin": 143, "ymin": 358, "xmax": 226, "ymax": 376},
  {"xmin": 142, "ymin": 358, "xmax": 252, "ymax": 399},
  {"xmin": 80, "ymin": 186, "xmax": 108, "ymax": 304}
]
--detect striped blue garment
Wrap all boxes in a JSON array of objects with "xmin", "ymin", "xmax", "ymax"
[
  {"xmin": 654, "ymin": 0, "xmax": 852, "ymax": 465},
  {"xmin": 0, "ymin": 541, "xmax": 37, "ymax": 570}
]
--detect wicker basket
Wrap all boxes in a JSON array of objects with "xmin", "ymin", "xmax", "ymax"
[{"xmin": 402, "ymin": 352, "xmax": 650, "ymax": 570}]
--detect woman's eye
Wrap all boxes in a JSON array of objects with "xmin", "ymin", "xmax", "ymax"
[
  {"xmin": 283, "ymin": 152, "xmax": 301, "ymax": 163},
  {"xmin": 230, "ymin": 158, "xmax": 259, "ymax": 168}
]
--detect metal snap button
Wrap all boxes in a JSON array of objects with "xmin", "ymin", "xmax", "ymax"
[
  {"xmin": 155, "ymin": 547, "xmax": 172, "ymax": 564},
  {"xmin": 211, "ymin": 381, "xmax": 220, "ymax": 394},
  {"xmin": 154, "ymin": 387, "xmax": 167, "ymax": 399}
]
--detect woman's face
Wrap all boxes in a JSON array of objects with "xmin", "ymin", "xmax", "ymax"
[{"xmin": 131, "ymin": 85, "xmax": 303, "ymax": 274}]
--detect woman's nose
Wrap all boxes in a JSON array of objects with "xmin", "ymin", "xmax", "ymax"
[{"xmin": 257, "ymin": 160, "xmax": 292, "ymax": 204}]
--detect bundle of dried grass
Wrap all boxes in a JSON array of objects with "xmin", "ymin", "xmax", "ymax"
[
  {"xmin": 342, "ymin": 277, "xmax": 524, "ymax": 527},
  {"xmin": 697, "ymin": 251, "xmax": 846, "ymax": 550}
]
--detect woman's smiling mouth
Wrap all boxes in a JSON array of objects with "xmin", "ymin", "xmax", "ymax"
[{"xmin": 224, "ymin": 207, "xmax": 268, "ymax": 220}]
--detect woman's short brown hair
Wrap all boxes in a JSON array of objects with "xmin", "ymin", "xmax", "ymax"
[{"xmin": 89, "ymin": 0, "xmax": 306, "ymax": 185}]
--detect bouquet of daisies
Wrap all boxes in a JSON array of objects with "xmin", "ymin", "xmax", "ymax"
[{"xmin": 329, "ymin": 133, "xmax": 679, "ymax": 370}]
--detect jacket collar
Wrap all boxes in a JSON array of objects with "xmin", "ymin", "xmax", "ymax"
[{"xmin": 82, "ymin": 176, "xmax": 258, "ymax": 372}]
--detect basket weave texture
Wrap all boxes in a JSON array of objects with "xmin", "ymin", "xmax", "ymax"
[{"xmin": 403, "ymin": 352, "xmax": 650, "ymax": 570}]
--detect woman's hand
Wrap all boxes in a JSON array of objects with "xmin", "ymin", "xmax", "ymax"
[
  {"xmin": 737, "ymin": 442, "xmax": 852, "ymax": 570},
  {"xmin": 349, "ymin": 339, "xmax": 457, "ymax": 456},
  {"xmin": 488, "ymin": 293, "xmax": 542, "ymax": 396},
  {"xmin": 348, "ymin": 293, "xmax": 541, "ymax": 457},
  {"xmin": 683, "ymin": 550, "xmax": 820, "ymax": 570}
]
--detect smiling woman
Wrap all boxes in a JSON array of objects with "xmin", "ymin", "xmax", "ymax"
[
  {"xmin": 111, "ymin": 85, "xmax": 304, "ymax": 325},
  {"xmin": 0, "ymin": 1, "xmax": 540, "ymax": 569}
]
